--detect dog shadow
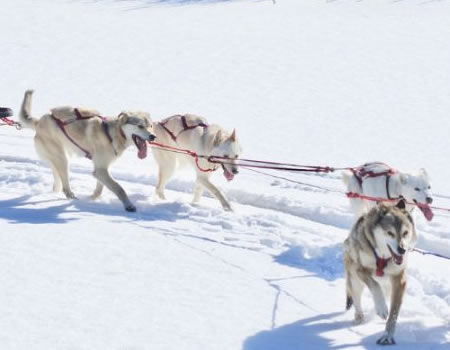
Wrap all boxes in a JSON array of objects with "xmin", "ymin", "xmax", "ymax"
[
  {"xmin": 243, "ymin": 313, "xmax": 449, "ymax": 350},
  {"xmin": 0, "ymin": 195, "xmax": 76, "ymax": 224},
  {"xmin": 355, "ymin": 322, "xmax": 449, "ymax": 350},
  {"xmin": 242, "ymin": 311, "xmax": 358, "ymax": 350},
  {"xmin": 274, "ymin": 244, "xmax": 344, "ymax": 281}
]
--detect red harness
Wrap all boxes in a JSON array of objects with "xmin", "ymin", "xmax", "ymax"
[
  {"xmin": 51, "ymin": 108, "xmax": 118, "ymax": 159},
  {"xmin": 350, "ymin": 162, "xmax": 397, "ymax": 200},
  {"xmin": 159, "ymin": 115, "xmax": 208, "ymax": 143},
  {"xmin": 368, "ymin": 240, "xmax": 391, "ymax": 277},
  {"xmin": 156, "ymin": 115, "xmax": 219, "ymax": 173}
]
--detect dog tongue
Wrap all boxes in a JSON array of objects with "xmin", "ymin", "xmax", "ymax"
[
  {"xmin": 137, "ymin": 138, "xmax": 147, "ymax": 159},
  {"xmin": 419, "ymin": 204, "xmax": 434, "ymax": 221},
  {"xmin": 223, "ymin": 168, "xmax": 234, "ymax": 182}
]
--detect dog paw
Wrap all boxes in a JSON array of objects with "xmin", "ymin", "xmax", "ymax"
[
  {"xmin": 64, "ymin": 191, "xmax": 77, "ymax": 200},
  {"xmin": 376, "ymin": 333, "xmax": 396, "ymax": 345},
  {"xmin": 353, "ymin": 313, "xmax": 364, "ymax": 325},
  {"xmin": 223, "ymin": 204, "xmax": 233, "ymax": 212},
  {"xmin": 375, "ymin": 301, "xmax": 389, "ymax": 320},
  {"xmin": 125, "ymin": 204, "xmax": 137, "ymax": 212}
]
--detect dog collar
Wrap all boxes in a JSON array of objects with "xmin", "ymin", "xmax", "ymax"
[{"xmin": 368, "ymin": 240, "xmax": 391, "ymax": 277}]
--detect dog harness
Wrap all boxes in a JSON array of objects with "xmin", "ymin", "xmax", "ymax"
[
  {"xmin": 157, "ymin": 115, "xmax": 219, "ymax": 173},
  {"xmin": 350, "ymin": 162, "xmax": 397, "ymax": 200},
  {"xmin": 51, "ymin": 108, "xmax": 119, "ymax": 159},
  {"xmin": 367, "ymin": 240, "xmax": 391, "ymax": 277},
  {"xmin": 159, "ymin": 115, "xmax": 208, "ymax": 143}
]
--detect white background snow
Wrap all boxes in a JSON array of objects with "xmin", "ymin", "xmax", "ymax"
[{"xmin": 0, "ymin": 0, "xmax": 449, "ymax": 349}]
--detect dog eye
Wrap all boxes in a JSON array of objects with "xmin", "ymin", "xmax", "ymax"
[
  {"xmin": 427, "ymin": 186, "xmax": 431, "ymax": 189},
  {"xmin": 414, "ymin": 187, "xmax": 420, "ymax": 191},
  {"xmin": 403, "ymin": 231, "xmax": 408, "ymax": 237},
  {"xmin": 235, "ymin": 155, "xmax": 239, "ymax": 159},
  {"xmin": 387, "ymin": 231, "xmax": 395, "ymax": 238},
  {"xmin": 223, "ymin": 155, "xmax": 229, "ymax": 158}
]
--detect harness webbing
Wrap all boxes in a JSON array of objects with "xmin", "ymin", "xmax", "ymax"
[
  {"xmin": 367, "ymin": 239, "xmax": 391, "ymax": 277},
  {"xmin": 159, "ymin": 115, "xmax": 208, "ymax": 143},
  {"xmin": 350, "ymin": 163, "xmax": 397, "ymax": 200},
  {"xmin": 52, "ymin": 108, "xmax": 116, "ymax": 159}
]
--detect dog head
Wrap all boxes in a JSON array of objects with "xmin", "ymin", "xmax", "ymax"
[
  {"xmin": 118, "ymin": 111, "xmax": 156, "ymax": 159},
  {"xmin": 367, "ymin": 200, "xmax": 417, "ymax": 264},
  {"xmin": 211, "ymin": 128, "xmax": 242, "ymax": 181},
  {"xmin": 398, "ymin": 168, "xmax": 433, "ymax": 221}
]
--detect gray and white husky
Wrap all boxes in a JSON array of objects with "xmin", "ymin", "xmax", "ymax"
[
  {"xmin": 343, "ymin": 200, "xmax": 417, "ymax": 345},
  {"xmin": 152, "ymin": 114, "xmax": 242, "ymax": 211},
  {"xmin": 19, "ymin": 90, "xmax": 156, "ymax": 212}
]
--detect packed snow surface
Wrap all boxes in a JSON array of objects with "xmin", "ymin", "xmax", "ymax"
[{"xmin": 1, "ymin": 0, "xmax": 449, "ymax": 349}]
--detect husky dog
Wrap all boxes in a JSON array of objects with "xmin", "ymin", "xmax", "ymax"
[
  {"xmin": 344, "ymin": 200, "xmax": 417, "ymax": 345},
  {"xmin": 342, "ymin": 162, "xmax": 433, "ymax": 221},
  {"xmin": 19, "ymin": 90, "xmax": 156, "ymax": 212},
  {"xmin": 152, "ymin": 114, "xmax": 241, "ymax": 211}
]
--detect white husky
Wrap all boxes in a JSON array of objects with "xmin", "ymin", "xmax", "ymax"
[
  {"xmin": 151, "ymin": 114, "xmax": 242, "ymax": 211},
  {"xmin": 342, "ymin": 162, "xmax": 433, "ymax": 221}
]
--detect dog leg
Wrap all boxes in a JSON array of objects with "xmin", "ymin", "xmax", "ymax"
[
  {"xmin": 46, "ymin": 151, "xmax": 75, "ymax": 199},
  {"xmin": 50, "ymin": 164, "xmax": 62, "ymax": 192},
  {"xmin": 192, "ymin": 180, "xmax": 204, "ymax": 203},
  {"xmin": 357, "ymin": 268, "xmax": 388, "ymax": 320},
  {"xmin": 197, "ymin": 175, "xmax": 232, "ymax": 211},
  {"xmin": 91, "ymin": 181, "xmax": 104, "ymax": 200},
  {"xmin": 351, "ymin": 274, "xmax": 365, "ymax": 324},
  {"xmin": 93, "ymin": 168, "xmax": 135, "ymax": 212},
  {"xmin": 155, "ymin": 159, "xmax": 176, "ymax": 200},
  {"xmin": 376, "ymin": 272, "xmax": 407, "ymax": 345},
  {"xmin": 35, "ymin": 136, "xmax": 71, "ymax": 197}
]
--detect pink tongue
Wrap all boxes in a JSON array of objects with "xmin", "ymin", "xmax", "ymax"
[
  {"xmin": 137, "ymin": 140, "xmax": 147, "ymax": 159},
  {"xmin": 420, "ymin": 204, "xmax": 434, "ymax": 221},
  {"xmin": 224, "ymin": 169, "xmax": 234, "ymax": 182}
]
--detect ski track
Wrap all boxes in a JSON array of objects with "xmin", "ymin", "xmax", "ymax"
[{"xmin": 1, "ymin": 144, "xmax": 449, "ymax": 335}]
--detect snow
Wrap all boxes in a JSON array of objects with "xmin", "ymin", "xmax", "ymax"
[{"xmin": 1, "ymin": 0, "xmax": 449, "ymax": 349}]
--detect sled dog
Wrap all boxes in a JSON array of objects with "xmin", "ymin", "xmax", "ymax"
[
  {"xmin": 342, "ymin": 162, "xmax": 433, "ymax": 221},
  {"xmin": 152, "ymin": 114, "xmax": 241, "ymax": 211},
  {"xmin": 19, "ymin": 90, "xmax": 156, "ymax": 212},
  {"xmin": 343, "ymin": 200, "xmax": 417, "ymax": 345}
]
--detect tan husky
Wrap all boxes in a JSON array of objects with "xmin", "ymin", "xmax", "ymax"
[
  {"xmin": 19, "ymin": 90, "xmax": 156, "ymax": 212},
  {"xmin": 343, "ymin": 200, "xmax": 417, "ymax": 345},
  {"xmin": 152, "ymin": 114, "xmax": 242, "ymax": 211}
]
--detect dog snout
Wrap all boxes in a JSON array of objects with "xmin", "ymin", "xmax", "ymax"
[
  {"xmin": 426, "ymin": 197, "xmax": 433, "ymax": 204},
  {"xmin": 397, "ymin": 246, "xmax": 406, "ymax": 255},
  {"xmin": 232, "ymin": 168, "xmax": 239, "ymax": 175},
  {"xmin": 149, "ymin": 134, "xmax": 156, "ymax": 142}
]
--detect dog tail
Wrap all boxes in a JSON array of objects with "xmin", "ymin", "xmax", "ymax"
[{"xmin": 18, "ymin": 90, "xmax": 37, "ymax": 129}]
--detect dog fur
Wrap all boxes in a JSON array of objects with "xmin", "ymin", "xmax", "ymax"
[
  {"xmin": 343, "ymin": 201, "xmax": 417, "ymax": 345},
  {"xmin": 19, "ymin": 90, "xmax": 156, "ymax": 212},
  {"xmin": 152, "ymin": 114, "xmax": 241, "ymax": 211},
  {"xmin": 342, "ymin": 162, "xmax": 433, "ymax": 221}
]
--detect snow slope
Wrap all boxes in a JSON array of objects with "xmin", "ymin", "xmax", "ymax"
[{"xmin": 1, "ymin": 0, "xmax": 449, "ymax": 349}]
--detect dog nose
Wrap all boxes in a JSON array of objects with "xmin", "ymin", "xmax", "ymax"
[
  {"xmin": 398, "ymin": 247, "xmax": 406, "ymax": 255},
  {"xmin": 149, "ymin": 134, "xmax": 156, "ymax": 142},
  {"xmin": 232, "ymin": 168, "xmax": 239, "ymax": 175},
  {"xmin": 426, "ymin": 197, "xmax": 433, "ymax": 204}
]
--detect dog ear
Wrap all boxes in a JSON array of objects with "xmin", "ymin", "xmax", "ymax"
[
  {"xmin": 400, "ymin": 173, "xmax": 408, "ymax": 185},
  {"xmin": 118, "ymin": 111, "xmax": 129, "ymax": 124},
  {"xmin": 419, "ymin": 168, "xmax": 429, "ymax": 179},
  {"xmin": 213, "ymin": 129, "xmax": 223, "ymax": 147},
  {"xmin": 229, "ymin": 129, "xmax": 237, "ymax": 142},
  {"xmin": 396, "ymin": 198, "xmax": 406, "ymax": 210},
  {"xmin": 376, "ymin": 203, "xmax": 389, "ymax": 217}
]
